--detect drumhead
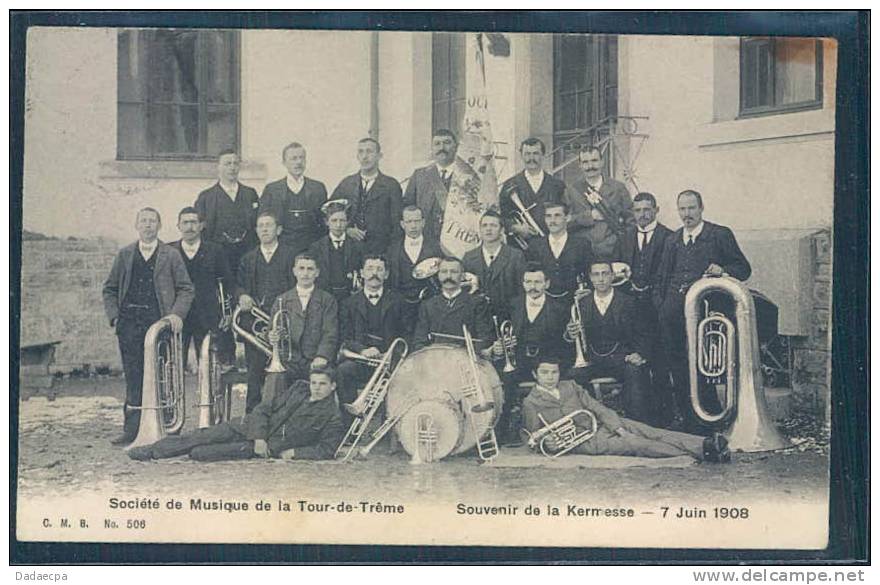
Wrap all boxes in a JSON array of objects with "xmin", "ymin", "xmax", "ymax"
[{"xmin": 396, "ymin": 399, "xmax": 463, "ymax": 462}]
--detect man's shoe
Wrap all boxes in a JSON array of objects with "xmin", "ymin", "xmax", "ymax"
[
  {"xmin": 111, "ymin": 433, "xmax": 134, "ymax": 446},
  {"xmin": 127, "ymin": 446, "xmax": 154, "ymax": 461},
  {"xmin": 702, "ymin": 433, "xmax": 731, "ymax": 463}
]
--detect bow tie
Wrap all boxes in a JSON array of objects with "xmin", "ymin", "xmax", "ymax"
[
  {"xmin": 367, "ymin": 294, "xmax": 380, "ymax": 301},
  {"xmin": 638, "ymin": 227, "xmax": 655, "ymax": 234}
]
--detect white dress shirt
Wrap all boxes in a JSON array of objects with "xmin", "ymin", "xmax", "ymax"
[
  {"xmin": 482, "ymin": 244, "xmax": 502, "ymax": 267},
  {"xmin": 548, "ymin": 231, "xmax": 568, "ymax": 259},
  {"xmin": 594, "ymin": 290, "xmax": 614, "ymax": 316},
  {"xmin": 585, "ymin": 175, "xmax": 604, "ymax": 193},
  {"xmin": 638, "ymin": 219, "xmax": 658, "ymax": 250},
  {"xmin": 360, "ymin": 172, "xmax": 378, "ymax": 193},
  {"xmin": 180, "ymin": 239, "xmax": 201, "ymax": 260},
  {"xmin": 219, "ymin": 181, "xmax": 239, "ymax": 200},
  {"xmin": 441, "ymin": 290, "xmax": 462, "ymax": 303},
  {"xmin": 364, "ymin": 287, "xmax": 383, "ymax": 305},
  {"xmin": 330, "ymin": 234, "xmax": 347, "ymax": 250},
  {"xmin": 683, "ymin": 221, "xmax": 705, "ymax": 245},
  {"xmin": 526, "ymin": 294, "xmax": 546, "ymax": 323},
  {"xmin": 436, "ymin": 163, "xmax": 455, "ymax": 185},
  {"xmin": 138, "ymin": 240, "xmax": 158, "ymax": 261},
  {"xmin": 536, "ymin": 384, "xmax": 561, "ymax": 402},
  {"xmin": 525, "ymin": 170, "xmax": 545, "ymax": 194},
  {"xmin": 260, "ymin": 241, "xmax": 279, "ymax": 263},
  {"xmin": 296, "ymin": 285, "xmax": 315, "ymax": 310},
  {"xmin": 404, "ymin": 235, "xmax": 423, "ymax": 264},
  {"xmin": 287, "ymin": 174, "xmax": 305, "ymax": 194}
]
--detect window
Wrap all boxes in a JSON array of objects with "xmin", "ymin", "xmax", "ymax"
[
  {"xmin": 432, "ymin": 32, "xmax": 466, "ymax": 134},
  {"xmin": 117, "ymin": 29, "xmax": 240, "ymax": 161},
  {"xmin": 740, "ymin": 37, "xmax": 823, "ymax": 117}
]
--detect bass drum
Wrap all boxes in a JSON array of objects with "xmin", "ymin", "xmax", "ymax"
[{"xmin": 386, "ymin": 344, "xmax": 504, "ymax": 460}]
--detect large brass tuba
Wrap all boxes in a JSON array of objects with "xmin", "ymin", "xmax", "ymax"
[
  {"xmin": 126, "ymin": 319, "xmax": 186, "ymax": 450},
  {"xmin": 197, "ymin": 333, "xmax": 232, "ymax": 428},
  {"xmin": 684, "ymin": 276, "xmax": 790, "ymax": 452}
]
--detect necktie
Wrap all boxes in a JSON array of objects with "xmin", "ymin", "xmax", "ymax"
[
  {"xmin": 334, "ymin": 240, "xmax": 342, "ymax": 250},
  {"xmin": 639, "ymin": 231, "xmax": 646, "ymax": 251},
  {"xmin": 687, "ymin": 234, "xmax": 694, "ymax": 247},
  {"xmin": 441, "ymin": 170, "xmax": 451, "ymax": 191}
]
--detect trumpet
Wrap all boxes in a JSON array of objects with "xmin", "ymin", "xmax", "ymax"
[
  {"xmin": 569, "ymin": 281, "xmax": 591, "ymax": 369},
  {"xmin": 216, "ymin": 279, "xmax": 233, "ymax": 331},
  {"xmin": 492, "ymin": 316, "xmax": 516, "ymax": 373},
  {"xmin": 460, "ymin": 324, "xmax": 499, "ymax": 462},
  {"xmin": 335, "ymin": 338, "xmax": 409, "ymax": 461},
  {"xmin": 523, "ymin": 409, "xmax": 598, "ymax": 458},
  {"xmin": 265, "ymin": 309, "xmax": 292, "ymax": 374},
  {"xmin": 348, "ymin": 270, "xmax": 363, "ymax": 294}
]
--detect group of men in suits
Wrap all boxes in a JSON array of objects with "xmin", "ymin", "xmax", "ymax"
[{"xmin": 105, "ymin": 129, "xmax": 751, "ymax": 460}]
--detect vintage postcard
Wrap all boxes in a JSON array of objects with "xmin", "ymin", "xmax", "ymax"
[{"xmin": 15, "ymin": 20, "xmax": 836, "ymax": 552}]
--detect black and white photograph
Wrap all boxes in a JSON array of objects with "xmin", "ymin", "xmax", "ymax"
[{"xmin": 11, "ymin": 11, "xmax": 866, "ymax": 560}]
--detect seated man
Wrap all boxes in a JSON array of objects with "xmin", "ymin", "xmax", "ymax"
[
  {"xmin": 565, "ymin": 260, "xmax": 654, "ymax": 424},
  {"xmin": 522, "ymin": 358, "xmax": 729, "ymax": 462},
  {"xmin": 128, "ymin": 367, "xmax": 345, "ymax": 462}
]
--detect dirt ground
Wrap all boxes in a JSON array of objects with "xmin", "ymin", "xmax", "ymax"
[{"xmin": 16, "ymin": 376, "xmax": 829, "ymax": 507}]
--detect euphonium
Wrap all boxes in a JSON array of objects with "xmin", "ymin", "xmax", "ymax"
[
  {"xmin": 523, "ymin": 409, "xmax": 598, "ymax": 458},
  {"xmin": 126, "ymin": 318, "xmax": 185, "ymax": 450},
  {"xmin": 492, "ymin": 316, "xmax": 516, "ymax": 373},
  {"xmin": 232, "ymin": 305, "xmax": 276, "ymax": 357},
  {"xmin": 684, "ymin": 275, "xmax": 789, "ymax": 452}
]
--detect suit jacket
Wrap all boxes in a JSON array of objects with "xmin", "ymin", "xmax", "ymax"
[
  {"xmin": 330, "ymin": 172, "xmax": 403, "ymax": 254},
  {"xmin": 244, "ymin": 379, "xmax": 344, "ymax": 460},
  {"xmin": 654, "ymin": 221, "xmax": 752, "ymax": 306},
  {"xmin": 508, "ymin": 294, "xmax": 571, "ymax": 365},
  {"xmin": 237, "ymin": 244, "xmax": 298, "ymax": 309},
  {"xmin": 307, "ymin": 236, "xmax": 364, "ymax": 295},
  {"xmin": 386, "ymin": 236, "xmax": 444, "ymax": 297},
  {"xmin": 613, "ymin": 223, "xmax": 673, "ymax": 291},
  {"xmin": 259, "ymin": 177, "xmax": 328, "ymax": 255},
  {"xmin": 170, "ymin": 239, "xmax": 238, "ymax": 331},
  {"xmin": 461, "ymin": 244, "xmax": 526, "ymax": 319},
  {"xmin": 564, "ymin": 176, "xmax": 634, "ymax": 260},
  {"xmin": 499, "ymin": 171, "xmax": 567, "ymax": 246},
  {"xmin": 412, "ymin": 290, "xmax": 494, "ymax": 351},
  {"xmin": 274, "ymin": 287, "xmax": 339, "ymax": 365},
  {"xmin": 194, "ymin": 182, "xmax": 260, "ymax": 249},
  {"xmin": 523, "ymin": 380, "xmax": 623, "ymax": 443},
  {"xmin": 340, "ymin": 289, "xmax": 407, "ymax": 353},
  {"xmin": 574, "ymin": 291, "xmax": 648, "ymax": 359},
  {"xmin": 102, "ymin": 241, "xmax": 195, "ymax": 324},
  {"xmin": 525, "ymin": 233, "xmax": 595, "ymax": 299},
  {"xmin": 403, "ymin": 158, "xmax": 479, "ymax": 246}
]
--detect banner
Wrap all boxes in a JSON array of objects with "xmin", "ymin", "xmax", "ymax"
[{"xmin": 440, "ymin": 33, "xmax": 499, "ymax": 258}]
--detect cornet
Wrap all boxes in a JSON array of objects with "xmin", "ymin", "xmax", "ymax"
[
  {"xmin": 265, "ymin": 309, "xmax": 292, "ymax": 374},
  {"xmin": 523, "ymin": 409, "xmax": 598, "ymax": 458},
  {"xmin": 492, "ymin": 316, "xmax": 516, "ymax": 373},
  {"xmin": 232, "ymin": 305, "xmax": 292, "ymax": 366},
  {"xmin": 569, "ymin": 282, "xmax": 591, "ymax": 369},
  {"xmin": 216, "ymin": 279, "xmax": 233, "ymax": 331}
]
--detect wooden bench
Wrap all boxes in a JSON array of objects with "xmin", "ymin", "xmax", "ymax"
[{"xmin": 20, "ymin": 340, "xmax": 62, "ymax": 399}]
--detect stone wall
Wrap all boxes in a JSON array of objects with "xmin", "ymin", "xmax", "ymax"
[
  {"xmin": 790, "ymin": 229, "xmax": 833, "ymax": 418},
  {"xmin": 21, "ymin": 238, "xmax": 121, "ymax": 372}
]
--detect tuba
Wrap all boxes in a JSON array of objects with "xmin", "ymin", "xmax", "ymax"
[
  {"xmin": 335, "ymin": 338, "xmax": 409, "ymax": 461},
  {"xmin": 197, "ymin": 333, "xmax": 232, "ymax": 428},
  {"xmin": 685, "ymin": 276, "xmax": 790, "ymax": 452},
  {"xmin": 126, "ymin": 319, "xmax": 186, "ymax": 450},
  {"xmin": 523, "ymin": 409, "xmax": 598, "ymax": 458}
]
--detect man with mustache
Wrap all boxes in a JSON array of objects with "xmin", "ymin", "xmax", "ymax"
[
  {"xmin": 525, "ymin": 201, "xmax": 595, "ymax": 300},
  {"xmin": 564, "ymin": 145, "xmax": 634, "ymax": 260},
  {"xmin": 654, "ymin": 190, "xmax": 751, "ymax": 432},
  {"xmin": 411, "ymin": 256, "xmax": 494, "ymax": 353},
  {"xmin": 336, "ymin": 254, "xmax": 406, "ymax": 419},
  {"xmin": 170, "ymin": 206, "xmax": 238, "ymax": 371},
  {"xmin": 102, "ymin": 208, "xmax": 194, "ymax": 446},
  {"xmin": 259, "ymin": 142, "xmax": 329, "ymax": 257},
  {"xmin": 329, "ymin": 138, "xmax": 403, "ymax": 255},
  {"xmin": 194, "ymin": 149, "xmax": 260, "ymax": 275},
  {"xmin": 489, "ymin": 263, "xmax": 570, "ymax": 445},
  {"xmin": 499, "ymin": 137, "xmax": 567, "ymax": 251},
  {"xmin": 403, "ymin": 129, "xmax": 480, "ymax": 247}
]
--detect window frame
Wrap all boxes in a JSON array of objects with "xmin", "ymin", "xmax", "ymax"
[
  {"xmin": 738, "ymin": 37, "xmax": 824, "ymax": 119},
  {"xmin": 116, "ymin": 28, "xmax": 242, "ymax": 162}
]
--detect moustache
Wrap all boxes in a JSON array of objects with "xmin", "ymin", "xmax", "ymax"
[
  {"xmin": 366, "ymin": 275, "xmax": 382, "ymax": 281},
  {"xmin": 440, "ymin": 277, "xmax": 458, "ymax": 285}
]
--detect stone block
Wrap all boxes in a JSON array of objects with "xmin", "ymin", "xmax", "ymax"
[
  {"xmin": 813, "ymin": 281, "xmax": 830, "ymax": 306},
  {"xmin": 814, "ymin": 260, "xmax": 831, "ymax": 283},
  {"xmin": 793, "ymin": 349, "xmax": 830, "ymax": 385},
  {"xmin": 813, "ymin": 230, "xmax": 832, "ymax": 263}
]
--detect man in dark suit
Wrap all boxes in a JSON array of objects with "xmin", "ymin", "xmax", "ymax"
[
  {"xmin": 386, "ymin": 205, "xmax": 444, "ymax": 339},
  {"xmin": 462, "ymin": 210, "xmax": 526, "ymax": 322},
  {"xmin": 490, "ymin": 264, "xmax": 571, "ymax": 445},
  {"xmin": 171, "ymin": 206, "xmax": 238, "ymax": 369},
  {"xmin": 270, "ymin": 252, "xmax": 339, "ymax": 382},
  {"xmin": 565, "ymin": 261, "xmax": 653, "ymax": 424},
  {"xmin": 237, "ymin": 212, "xmax": 297, "ymax": 412},
  {"xmin": 194, "ymin": 149, "xmax": 260, "ymax": 275},
  {"xmin": 412, "ymin": 256, "xmax": 494, "ymax": 353},
  {"xmin": 499, "ymin": 137, "xmax": 567, "ymax": 251},
  {"xmin": 259, "ymin": 142, "xmax": 328, "ymax": 257},
  {"xmin": 564, "ymin": 145, "xmax": 634, "ymax": 260},
  {"xmin": 337, "ymin": 255, "xmax": 407, "ymax": 412},
  {"xmin": 654, "ymin": 190, "xmax": 752, "ymax": 432},
  {"xmin": 102, "ymin": 208, "xmax": 195, "ymax": 445},
  {"xmin": 330, "ymin": 138, "xmax": 403, "ymax": 255},
  {"xmin": 526, "ymin": 201, "xmax": 595, "ymax": 301},
  {"xmin": 402, "ymin": 129, "xmax": 480, "ymax": 248},
  {"xmin": 613, "ymin": 192, "xmax": 674, "ymax": 426},
  {"xmin": 308, "ymin": 201, "xmax": 364, "ymax": 305}
]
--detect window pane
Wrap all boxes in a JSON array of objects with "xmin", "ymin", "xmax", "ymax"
[
  {"xmin": 118, "ymin": 103, "xmax": 149, "ymax": 158},
  {"xmin": 204, "ymin": 31, "xmax": 238, "ymax": 104},
  {"xmin": 432, "ymin": 32, "xmax": 465, "ymax": 133},
  {"xmin": 433, "ymin": 100, "xmax": 449, "ymax": 134},
  {"xmin": 149, "ymin": 104, "xmax": 199, "ymax": 155},
  {"xmin": 556, "ymin": 94, "xmax": 577, "ymax": 131},
  {"xmin": 117, "ymin": 30, "xmax": 149, "ymax": 102},
  {"xmin": 206, "ymin": 105, "xmax": 238, "ymax": 155},
  {"xmin": 741, "ymin": 40, "xmax": 759, "ymax": 109},
  {"xmin": 757, "ymin": 43, "xmax": 771, "ymax": 107},
  {"xmin": 774, "ymin": 38, "xmax": 818, "ymax": 106},
  {"xmin": 449, "ymin": 33, "xmax": 466, "ymax": 100},
  {"xmin": 150, "ymin": 30, "xmax": 199, "ymax": 104},
  {"xmin": 558, "ymin": 35, "xmax": 587, "ymax": 93},
  {"xmin": 577, "ymin": 90, "xmax": 593, "ymax": 129}
]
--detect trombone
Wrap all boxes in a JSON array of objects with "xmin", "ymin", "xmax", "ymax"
[
  {"xmin": 460, "ymin": 324, "xmax": 499, "ymax": 462},
  {"xmin": 492, "ymin": 316, "xmax": 517, "ymax": 373},
  {"xmin": 523, "ymin": 409, "xmax": 598, "ymax": 458}
]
